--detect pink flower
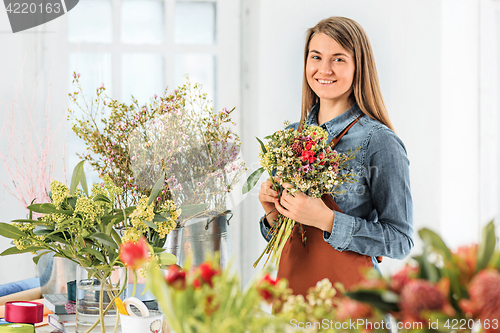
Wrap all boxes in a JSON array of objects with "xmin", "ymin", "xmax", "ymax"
[
  {"xmin": 153, "ymin": 94, "xmax": 158, "ymax": 99},
  {"xmin": 301, "ymin": 150, "xmax": 316, "ymax": 163},
  {"xmin": 459, "ymin": 269, "xmax": 500, "ymax": 332},
  {"xmin": 100, "ymin": 83, "xmax": 104, "ymax": 88}
]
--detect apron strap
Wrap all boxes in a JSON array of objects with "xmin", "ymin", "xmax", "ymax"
[{"xmin": 324, "ymin": 115, "xmax": 384, "ymax": 264}]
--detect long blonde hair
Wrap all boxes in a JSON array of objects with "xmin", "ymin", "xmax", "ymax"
[{"xmin": 300, "ymin": 17, "xmax": 394, "ymax": 131}]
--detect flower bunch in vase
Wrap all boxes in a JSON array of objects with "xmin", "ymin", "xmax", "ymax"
[
  {"xmin": 243, "ymin": 122, "xmax": 359, "ymax": 268},
  {"xmin": 346, "ymin": 221, "xmax": 500, "ymax": 333},
  {"xmin": 0, "ymin": 162, "xmax": 178, "ymax": 332},
  {"xmin": 68, "ymin": 74, "xmax": 246, "ymax": 225}
]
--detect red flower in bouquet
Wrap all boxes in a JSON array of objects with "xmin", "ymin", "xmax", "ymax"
[
  {"xmin": 119, "ymin": 237, "xmax": 150, "ymax": 270},
  {"xmin": 165, "ymin": 265, "xmax": 186, "ymax": 290},
  {"xmin": 399, "ymin": 278, "xmax": 455, "ymax": 323},
  {"xmin": 453, "ymin": 244, "xmax": 478, "ymax": 285},
  {"xmin": 193, "ymin": 262, "xmax": 220, "ymax": 288},
  {"xmin": 459, "ymin": 269, "xmax": 500, "ymax": 332},
  {"xmin": 301, "ymin": 150, "xmax": 316, "ymax": 164},
  {"xmin": 256, "ymin": 273, "xmax": 280, "ymax": 304},
  {"xmin": 391, "ymin": 265, "xmax": 419, "ymax": 294},
  {"xmin": 304, "ymin": 140, "xmax": 315, "ymax": 150},
  {"xmin": 336, "ymin": 298, "xmax": 373, "ymax": 321}
]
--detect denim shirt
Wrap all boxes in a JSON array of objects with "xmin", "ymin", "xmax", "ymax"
[{"xmin": 259, "ymin": 102, "xmax": 414, "ymax": 268}]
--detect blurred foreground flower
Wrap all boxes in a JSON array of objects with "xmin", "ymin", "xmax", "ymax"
[{"xmin": 119, "ymin": 237, "xmax": 151, "ymax": 270}]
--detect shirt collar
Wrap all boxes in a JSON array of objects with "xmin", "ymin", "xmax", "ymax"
[{"xmin": 306, "ymin": 102, "xmax": 363, "ymax": 138}]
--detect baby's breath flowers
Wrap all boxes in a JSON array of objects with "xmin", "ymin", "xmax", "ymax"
[{"xmin": 246, "ymin": 122, "xmax": 359, "ymax": 268}]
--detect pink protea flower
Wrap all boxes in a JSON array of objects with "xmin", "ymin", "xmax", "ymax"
[
  {"xmin": 391, "ymin": 265, "xmax": 419, "ymax": 294},
  {"xmin": 453, "ymin": 244, "xmax": 478, "ymax": 285},
  {"xmin": 399, "ymin": 278, "xmax": 455, "ymax": 323},
  {"xmin": 459, "ymin": 269, "xmax": 500, "ymax": 332},
  {"xmin": 335, "ymin": 298, "xmax": 373, "ymax": 321}
]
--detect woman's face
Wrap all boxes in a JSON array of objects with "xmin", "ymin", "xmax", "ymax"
[{"xmin": 306, "ymin": 33, "xmax": 355, "ymax": 106}]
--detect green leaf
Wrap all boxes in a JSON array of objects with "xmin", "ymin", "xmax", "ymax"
[
  {"xmin": 33, "ymin": 228, "xmax": 54, "ymax": 236},
  {"xmin": 0, "ymin": 246, "xmax": 44, "ymax": 256},
  {"xmin": 147, "ymin": 172, "xmax": 166, "ymax": 206},
  {"xmin": 153, "ymin": 214, "xmax": 168, "ymax": 222},
  {"xmin": 158, "ymin": 252, "xmax": 177, "ymax": 265},
  {"xmin": 27, "ymin": 203, "xmax": 73, "ymax": 215},
  {"xmin": 92, "ymin": 233, "xmax": 118, "ymax": 249},
  {"xmin": 80, "ymin": 247, "xmax": 106, "ymax": 262},
  {"xmin": 179, "ymin": 203, "xmax": 209, "ymax": 217},
  {"xmin": 93, "ymin": 194, "xmax": 112, "ymax": 203},
  {"xmin": 45, "ymin": 233, "xmax": 69, "ymax": 245},
  {"xmin": 418, "ymin": 228, "xmax": 453, "ymax": 261},
  {"xmin": 32, "ymin": 251, "xmax": 51, "ymax": 265},
  {"xmin": 0, "ymin": 222, "xmax": 27, "ymax": 240},
  {"xmin": 153, "ymin": 247, "xmax": 165, "ymax": 254},
  {"xmin": 256, "ymin": 137, "xmax": 267, "ymax": 154},
  {"xmin": 110, "ymin": 229, "xmax": 122, "ymax": 247},
  {"xmin": 11, "ymin": 219, "xmax": 41, "ymax": 224},
  {"xmin": 345, "ymin": 290, "xmax": 399, "ymax": 313},
  {"xmin": 143, "ymin": 220, "xmax": 158, "ymax": 231},
  {"xmin": 242, "ymin": 167, "xmax": 265, "ymax": 194},
  {"xmin": 477, "ymin": 221, "xmax": 496, "ymax": 271},
  {"xmin": 69, "ymin": 160, "xmax": 88, "ymax": 196}
]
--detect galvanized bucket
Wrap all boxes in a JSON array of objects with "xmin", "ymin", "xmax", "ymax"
[
  {"xmin": 37, "ymin": 252, "xmax": 77, "ymax": 295},
  {"xmin": 164, "ymin": 211, "xmax": 232, "ymax": 269}
]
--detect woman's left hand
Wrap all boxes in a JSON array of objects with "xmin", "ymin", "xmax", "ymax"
[{"xmin": 273, "ymin": 183, "xmax": 335, "ymax": 232}]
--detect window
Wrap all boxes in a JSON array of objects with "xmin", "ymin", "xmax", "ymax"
[{"xmin": 64, "ymin": 0, "xmax": 240, "ymax": 183}]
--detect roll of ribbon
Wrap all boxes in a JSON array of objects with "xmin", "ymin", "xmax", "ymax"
[
  {"xmin": 0, "ymin": 323, "xmax": 35, "ymax": 333},
  {"xmin": 4, "ymin": 301, "xmax": 43, "ymax": 324}
]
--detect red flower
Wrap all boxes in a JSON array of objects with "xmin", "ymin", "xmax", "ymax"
[
  {"xmin": 459, "ymin": 269, "xmax": 500, "ymax": 332},
  {"xmin": 391, "ymin": 265, "xmax": 419, "ymax": 294},
  {"xmin": 164, "ymin": 265, "xmax": 186, "ymax": 290},
  {"xmin": 305, "ymin": 140, "xmax": 315, "ymax": 151},
  {"xmin": 301, "ymin": 150, "xmax": 316, "ymax": 164},
  {"xmin": 453, "ymin": 244, "xmax": 478, "ymax": 285},
  {"xmin": 336, "ymin": 298, "xmax": 373, "ymax": 321},
  {"xmin": 399, "ymin": 279, "xmax": 455, "ymax": 323},
  {"xmin": 256, "ymin": 273, "xmax": 279, "ymax": 304},
  {"xmin": 119, "ymin": 237, "xmax": 150, "ymax": 270},
  {"xmin": 193, "ymin": 262, "xmax": 220, "ymax": 288}
]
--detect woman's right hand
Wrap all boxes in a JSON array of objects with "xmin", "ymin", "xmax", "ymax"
[{"xmin": 258, "ymin": 178, "xmax": 279, "ymax": 226}]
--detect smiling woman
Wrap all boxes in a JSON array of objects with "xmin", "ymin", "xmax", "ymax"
[{"xmin": 258, "ymin": 16, "xmax": 413, "ymax": 296}]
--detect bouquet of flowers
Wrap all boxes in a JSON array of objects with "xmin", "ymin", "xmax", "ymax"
[
  {"xmin": 346, "ymin": 221, "xmax": 500, "ymax": 333},
  {"xmin": 243, "ymin": 122, "xmax": 358, "ymax": 268}
]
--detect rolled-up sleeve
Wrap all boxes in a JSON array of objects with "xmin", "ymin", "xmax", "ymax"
[
  {"xmin": 323, "ymin": 127, "xmax": 414, "ymax": 260},
  {"xmin": 260, "ymin": 217, "xmax": 273, "ymax": 242}
]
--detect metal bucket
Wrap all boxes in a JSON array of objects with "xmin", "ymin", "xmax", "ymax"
[
  {"xmin": 37, "ymin": 252, "xmax": 77, "ymax": 295},
  {"xmin": 164, "ymin": 211, "xmax": 232, "ymax": 269}
]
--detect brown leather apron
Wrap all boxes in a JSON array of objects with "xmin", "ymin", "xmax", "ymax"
[{"xmin": 277, "ymin": 116, "xmax": 377, "ymax": 296}]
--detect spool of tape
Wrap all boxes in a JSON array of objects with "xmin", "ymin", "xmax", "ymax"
[
  {"xmin": 4, "ymin": 301, "xmax": 43, "ymax": 324},
  {"xmin": 0, "ymin": 323, "xmax": 35, "ymax": 333},
  {"xmin": 123, "ymin": 297, "xmax": 150, "ymax": 317}
]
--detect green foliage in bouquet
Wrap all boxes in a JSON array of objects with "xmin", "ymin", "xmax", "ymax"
[
  {"xmin": 68, "ymin": 73, "xmax": 245, "ymax": 216},
  {"xmin": 346, "ymin": 221, "xmax": 500, "ymax": 333},
  {"xmin": 146, "ymin": 255, "xmax": 290, "ymax": 333},
  {"xmin": 0, "ymin": 161, "xmax": 179, "ymax": 269}
]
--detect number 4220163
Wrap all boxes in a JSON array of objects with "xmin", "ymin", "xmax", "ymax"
[{"xmin": 6, "ymin": 2, "xmax": 62, "ymax": 14}]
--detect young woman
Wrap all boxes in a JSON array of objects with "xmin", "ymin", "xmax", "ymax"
[{"xmin": 258, "ymin": 17, "xmax": 414, "ymax": 296}]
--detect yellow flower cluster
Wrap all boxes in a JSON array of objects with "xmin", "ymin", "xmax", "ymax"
[
  {"xmin": 50, "ymin": 180, "xmax": 71, "ymax": 208},
  {"xmin": 91, "ymin": 175, "xmax": 123, "ymax": 208},
  {"xmin": 129, "ymin": 196, "xmax": 155, "ymax": 232},
  {"xmin": 74, "ymin": 197, "xmax": 104, "ymax": 228},
  {"xmin": 121, "ymin": 227, "xmax": 142, "ymax": 243},
  {"xmin": 156, "ymin": 200, "xmax": 181, "ymax": 238}
]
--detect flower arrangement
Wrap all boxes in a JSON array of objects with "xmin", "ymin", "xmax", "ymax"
[
  {"xmin": 0, "ymin": 163, "xmax": 178, "ymax": 332},
  {"xmin": 243, "ymin": 122, "xmax": 358, "ymax": 267},
  {"xmin": 68, "ymin": 74, "xmax": 246, "ymax": 226},
  {"xmin": 144, "ymin": 255, "xmax": 290, "ymax": 333},
  {"xmin": 346, "ymin": 221, "xmax": 500, "ymax": 333}
]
